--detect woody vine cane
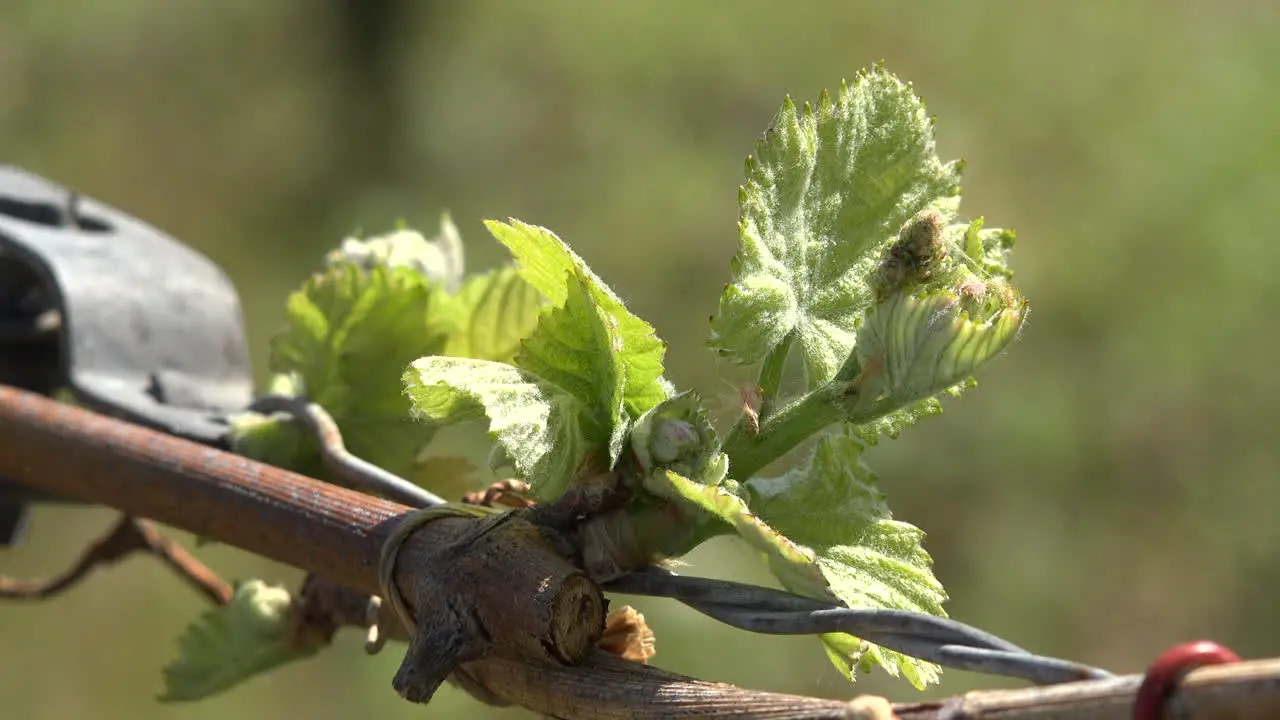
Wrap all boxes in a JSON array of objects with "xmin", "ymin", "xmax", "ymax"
[{"xmin": 0, "ymin": 385, "xmax": 1270, "ymax": 718}]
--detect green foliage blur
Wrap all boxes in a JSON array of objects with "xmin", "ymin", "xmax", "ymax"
[{"xmin": 2, "ymin": 1, "xmax": 1278, "ymax": 717}]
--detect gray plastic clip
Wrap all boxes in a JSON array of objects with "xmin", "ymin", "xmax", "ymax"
[{"xmin": 0, "ymin": 166, "xmax": 255, "ymax": 544}]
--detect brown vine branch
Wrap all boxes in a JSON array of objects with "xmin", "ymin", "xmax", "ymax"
[
  {"xmin": 0, "ymin": 513, "xmax": 232, "ymax": 605},
  {"xmin": 0, "ymin": 383, "xmax": 1277, "ymax": 719}
]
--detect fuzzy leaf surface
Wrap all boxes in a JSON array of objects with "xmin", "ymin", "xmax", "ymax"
[
  {"xmin": 514, "ymin": 268, "xmax": 630, "ymax": 465},
  {"xmin": 485, "ymin": 219, "xmax": 668, "ymax": 416},
  {"xmin": 403, "ymin": 356, "xmax": 600, "ymax": 501},
  {"xmin": 848, "ymin": 282, "xmax": 1027, "ymax": 424},
  {"xmin": 710, "ymin": 65, "xmax": 964, "ymax": 390},
  {"xmin": 440, "ymin": 266, "xmax": 544, "ymax": 363},
  {"xmin": 269, "ymin": 263, "xmax": 448, "ymax": 476},
  {"xmin": 745, "ymin": 430, "xmax": 947, "ymax": 688},
  {"xmin": 160, "ymin": 581, "xmax": 320, "ymax": 702}
]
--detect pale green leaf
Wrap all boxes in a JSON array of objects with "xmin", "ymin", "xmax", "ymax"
[
  {"xmin": 710, "ymin": 65, "xmax": 964, "ymax": 390},
  {"xmin": 268, "ymin": 262, "xmax": 448, "ymax": 477},
  {"xmin": 515, "ymin": 268, "xmax": 629, "ymax": 464},
  {"xmin": 745, "ymin": 430, "xmax": 947, "ymax": 688},
  {"xmin": 440, "ymin": 266, "xmax": 544, "ymax": 363},
  {"xmin": 403, "ymin": 356, "xmax": 601, "ymax": 500},
  {"xmin": 646, "ymin": 470, "xmax": 823, "ymax": 590},
  {"xmin": 484, "ymin": 219, "xmax": 668, "ymax": 416},
  {"xmin": 160, "ymin": 580, "xmax": 321, "ymax": 702}
]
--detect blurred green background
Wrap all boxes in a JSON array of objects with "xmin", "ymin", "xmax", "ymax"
[{"xmin": 2, "ymin": 0, "xmax": 1279, "ymax": 717}]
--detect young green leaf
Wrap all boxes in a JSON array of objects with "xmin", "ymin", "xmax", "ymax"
[
  {"xmin": 268, "ymin": 261, "xmax": 449, "ymax": 477},
  {"xmin": 484, "ymin": 219, "xmax": 669, "ymax": 417},
  {"xmin": 514, "ymin": 268, "xmax": 630, "ymax": 464},
  {"xmin": 649, "ymin": 429, "xmax": 946, "ymax": 688},
  {"xmin": 710, "ymin": 65, "xmax": 964, "ymax": 391},
  {"xmin": 645, "ymin": 469, "xmax": 821, "ymax": 583},
  {"xmin": 160, "ymin": 580, "xmax": 321, "ymax": 702},
  {"xmin": 403, "ymin": 356, "xmax": 602, "ymax": 501},
  {"xmin": 440, "ymin": 266, "xmax": 544, "ymax": 363},
  {"xmin": 745, "ymin": 430, "xmax": 947, "ymax": 688}
]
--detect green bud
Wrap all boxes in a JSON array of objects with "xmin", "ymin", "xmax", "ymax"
[
  {"xmin": 628, "ymin": 391, "xmax": 720, "ymax": 481},
  {"xmin": 650, "ymin": 419, "xmax": 698, "ymax": 465},
  {"xmin": 230, "ymin": 580, "xmax": 294, "ymax": 633},
  {"xmin": 872, "ymin": 210, "xmax": 949, "ymax": 299},
  {"xmin": 848, "ymin": 286, "xmax": 1027, "ymax": 416}
]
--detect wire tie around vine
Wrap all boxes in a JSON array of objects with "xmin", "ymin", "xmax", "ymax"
[
  {"xmin": 249, "ymin": 394, "xmax": 446, "ymax": 508},
  {"xmin": 376, "ymin": 505, "xmax": 504, "ymax": 638}
]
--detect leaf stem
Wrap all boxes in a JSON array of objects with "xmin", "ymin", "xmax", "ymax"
[
  {"xmin": 720, "ymin": 333, "xmax": 794, "ymax": 459},
  {"xmin": 722, "ymin": 383, "xmax": 847, "ymax": 480},
  {"xmin": 755, "ymin": 333, "xmax": 793, "ymax": 418}
]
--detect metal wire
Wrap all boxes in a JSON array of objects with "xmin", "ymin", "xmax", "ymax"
[
  {"xmin": 605, "ymin": 566, "xmax": 1115, "ymax": 686},
  {"xmin": 248, "ymin": 394, "xmax": 445, "ymax": 508},
  {"xmin": 270, "ymin": 406, "xmax": 1113, "ymax": 687}
]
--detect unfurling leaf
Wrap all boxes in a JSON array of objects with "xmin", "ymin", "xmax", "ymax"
[
  {"xmin": 710, "ymin": 65, "xmax": 964, "ymax": 390},
  {"xmin": 847, "ymin": 282, "xmax": 1027, "ymax": 421},
  {"xmin": 484, "ymin": 219, "xmax": 669, "ymax": 417},
  {"xmin": 160, "ymin": 580, "xmax": 322, "ymax": 702},
  {"xmin": 404, "ymin": 221, "xmax": 679, "ymax": 499},
  {"xmin": 252, "ymin": 217, "xmax": 542, "ymax": 493},
  {"xmin": 841, "ymin": 215, "xmax": 1023, "ymax": 441},
  {"xmin": 403, "ymin": 356, "xmax": 601, "ymax": 501},
  {"xmin": 514, "ymin": 269, "xmax": 630, "ymax": 465}
]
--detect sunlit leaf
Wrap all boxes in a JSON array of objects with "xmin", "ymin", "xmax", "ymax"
[
  {"xmin": 485, "ymin": 219, "xmax": 669, "ymax": 417},
  {"xmin": 440, "ymin": 266, "xmax": 544, "ymax": 363},
  {"xmin": 160, "ymin": 580, "xmax": 322, "ymax": 702},
  {"xmin": 403, "ymin": 356, "xmax": 601, "ymax": 501},
  {"xmin": 268, "ymin": 261, "xmax": 448, "ymax": 477},
  {"xmin": 745, "ymin": 430, "xmax": 947, "ymax": 688},
  {"xmin": 710, "ymin": 65, "xmax": 964, "ymax": 390}
]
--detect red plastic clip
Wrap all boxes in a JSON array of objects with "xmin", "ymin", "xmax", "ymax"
[{"xmin": 1132, "ymin": 640, "xmax": 1241, "ymax": 720}]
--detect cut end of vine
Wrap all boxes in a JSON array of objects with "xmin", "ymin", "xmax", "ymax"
[{"xmin": 385, "ymin": 509, "xmax": 607, "ymax": 705}]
